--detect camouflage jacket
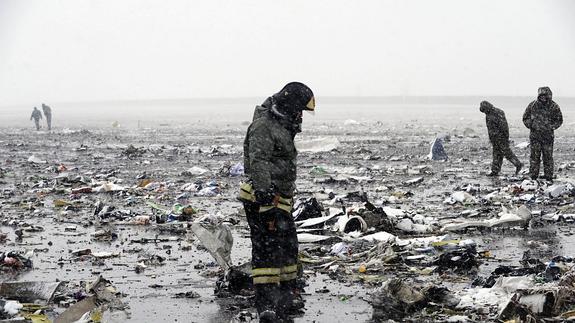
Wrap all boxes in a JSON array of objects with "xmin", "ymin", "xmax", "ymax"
[
  {"xmin": 243, "ymin": 105, "xmax": 297, "ymax": 198},
  {"xmin": 484, "ymin": 106, "xmax": 510, "ymax": 145},
  {"xmin": 523, "ymin": 101, "xmax": 563, "ymax": 134},
  {"xmin": 30, "ymin": 110, "xmax": 42, "ymax": 120},
  {"xmin": 42, "ymin": 106, "xmax": 52, "ymax": 116}
]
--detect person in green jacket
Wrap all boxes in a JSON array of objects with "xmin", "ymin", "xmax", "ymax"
[
  {"xmin": 30, "ymin": 107, "xmax": 42, "ymax": 131},
  {"xmin": 41, "ymin": 103, "xmax": 52, "ymax": 131},
  {"xmin": 480, "ymin": 101, "xmax": 523, "ymax": 176},
  {"xmin": 523, "ymin": 87, "xmax": 563, "ymax": 180},
  {"xmin": 239, "ymin": 82, "xmax": 315, "ymax": 322}
]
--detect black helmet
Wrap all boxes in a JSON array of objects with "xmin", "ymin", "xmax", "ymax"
[
  {"xmin": 269, "ymin": 82, "xmax": 315, "ymax": 134},
  {"xmin": 272, "ymin": 82, "xmax": 315, "ymax": 116}
]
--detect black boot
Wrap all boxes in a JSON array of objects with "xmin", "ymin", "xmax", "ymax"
[
  {"xmin": 259, "ymin": 310, "xmax": 278, "ymax": 323},
  {"xmin": 277, "ymin": 281, "xmax": 305, "ymax": 319},
  {"xmin": 255, "ymin": 284, "xmax": 281, "ymax": 320}
]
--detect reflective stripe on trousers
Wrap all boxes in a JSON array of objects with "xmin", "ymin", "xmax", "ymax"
[{"xmin": 252, "ymin": 264, "xmax": 298, "ymax": 285}]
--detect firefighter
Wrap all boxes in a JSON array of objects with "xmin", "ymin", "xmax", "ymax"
[
  {"xmin": 479, "ymin": 101, "xmax": 523, "ymax": 176},
  {"xmin": 523, "ymin": 87, "xmax": 563, "ymax": 180},
  {"xmin": 239, "ymin": 82, "xmax": 315, "ymax": 321}
]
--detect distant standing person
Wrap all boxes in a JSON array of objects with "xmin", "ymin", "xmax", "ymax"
[
  {"xmin": 42, "ymin": 103, "xmax": 52, "ymax": 130},
  {"xmin": 523, "ymin": 87, "xmax": 563, "ymax": 180},
  {"xmin": 30, "ymin": 107, "xmax": 42, "ymax": 131},
  {"xmin": 480, "ymin": 101, "xmax": 523, "ymax": 176}
]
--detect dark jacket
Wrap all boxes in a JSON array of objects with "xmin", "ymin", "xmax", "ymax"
[
  {"xmin": 523, "ymin": 87, "xmax": 563, "ymax": 135},
  {"xmin": 30, "ymin": 109, "xmax": 42, "ymax": 121},
  {"xmin": 480, "ymin": 101, "xmax": 509, "ymax": 145},
  {"xmin": 42, "ymin": 105, "xmax": 51, "ymax": 116},
  {"xmin": 243, "ymin": 100, "xmax": 298, "ymax": 198}
]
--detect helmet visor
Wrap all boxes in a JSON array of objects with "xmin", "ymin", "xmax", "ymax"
[{"xmin": 304, "ymin": 97, "xmax": 315, "ymax": 111}]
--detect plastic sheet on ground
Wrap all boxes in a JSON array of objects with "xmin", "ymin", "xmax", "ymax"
[
  {"xmin": 295, "ymin": 137, "xmax": 340, "ymax": 153},
  {"xmin": 189, "ymin": 223, "xmax": 233, "ymax": 270}
]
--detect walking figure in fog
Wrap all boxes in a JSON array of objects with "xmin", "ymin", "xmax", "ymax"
[
  {"xmin": 30, "ymin": 107, "xmax": 42, "ymax": 131},
  {"xmin": 479, "ymin": 101, "xmax": 523, "ymax": 176},
  {"xmin": 238, "ymin": 82, "xmax": 315, "ymax": 322},
  {"xmin": 523, "ymin": 87, "xmax": 563, "ymax": 181},
  {"xmin": 42, "ymin": 103, "xmax": 52, "ymax": 130}
]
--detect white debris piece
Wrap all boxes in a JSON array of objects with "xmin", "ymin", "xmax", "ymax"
[
  {"xmin": 92, "ymin": 251, "xmax": 120, "ymax": 258},
  {"xmin": 396, "ymin": 234, "xmax": 450, "ymax": 248},
  {"xmin": 190, "ymin": 222, "xmax": 233, "ymax": 270},
  {"xmin": 360, "ymin": 231, "xmax": 396, "ymax": 243},
  {"xmin": 27, "ymin": 155, "xmax": 47, "ymax": 164},
  {"xmin": 295, "ymin": 137, "xmax": 340, "ymax": 153},
  {"xmin": 518, "ymin": 193, "xmax": 535, "ymax": 201},
  {"xmin": 456, "ymin": 276, "xmax": 534, "ymax": 312},
  {"xmin": 382, "ymin": 207, "xmax": 406, "ymax": 218},
  {"xmin": 343, "ymin": 119, "xmax": 360, "ymax": 126},
  {"xmin": 3, "ymin": 300, "xmax": 23, "ymax": 315},
  {"xmin": 297, "ymin": 233, "xmax": 332, "ymax": 243},
  {"xmin": 93, "ymin": 182, "xmax": 126, "ymax": 192},
  {"xmin": 394, "ymin": 218, "xmax": 432, "ymax": 233},
  {"xmin": 442, "ymin": 205, "xmax": 531, "ymax": 232},
  {"xmin": 297, "ymin": 214, "xmax": 338, "ymax": 228},
  {"xmin": 545, "ymin": 183, "xmax": 573, "ymax": 198},
  {"xmin": 544, "ymin": 213, "xmax": 575, "ymax": 222},
  {"xmin": 404, "ymin": 177, "xmax": 424, "ymax": 185},
  {"xmin": 520, "ymin": 180, "xmax": 538, "ymax": 191},
  {"xmin": 396, "ymin": 218, "xmax": 414, "ymax": 232},
  {"xmin": 180, "ymin": 183, "xmax": 200, "ymax": 192},
  {"xmin": 186, "ymin": 166, "xmax": 210, "ymax": 176},
  {"xmin": 444, "ymin": 191, "xmax": 475, "ymax": 205},
  {"xmin": 330, "ymin": 242, "xmax": 350, "ymax": 257}
]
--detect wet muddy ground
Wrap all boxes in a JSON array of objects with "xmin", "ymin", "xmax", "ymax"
[{"xmin": 1, "ymin": 100, "xmax": 574, "ymax": 322}]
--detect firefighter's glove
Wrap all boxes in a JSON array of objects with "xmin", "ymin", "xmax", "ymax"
[{"xmin": 254, "ymin": 189, "xmax": 275, "ymax": 206}]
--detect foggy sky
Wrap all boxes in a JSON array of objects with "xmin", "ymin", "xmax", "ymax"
[{"xmin": 1, "ymin": 0, "xmax": 574, "ymax": 105}]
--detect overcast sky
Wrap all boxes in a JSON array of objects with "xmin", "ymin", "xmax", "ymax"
[{"xmin": 1, "ymin": 0, "xmax": 574, "ymax": 105}]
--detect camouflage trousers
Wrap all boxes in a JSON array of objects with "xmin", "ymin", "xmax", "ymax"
[
  {"xmin": 491, "ymin": 142, "xmax": 521, "ymax": 174},
  {"xmin": 529, "ymin": 132, "xmax": 554, "ymax": 179},
  {"xmin": 45, "ymin": 113, "xmax": 52, "ymax": 130}
]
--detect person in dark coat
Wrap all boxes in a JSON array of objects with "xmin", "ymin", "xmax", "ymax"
[
  {"xmin": 480, "ymin": 101, "xmax": 523, "ymax": 176},
  {"xmin": 41, "ymin": 103, "xmax": 52, "ymax": 130},
  {"xmin": 523, "ymin": 87, "xmax": 563, "ymax": 180},
  {"xmin": 239, "ymin": 82, "xmax": 315, "ymax": 321},
  {"xmin": 30, "ymin": 107, "xmax": 42, "ymax": 131}
]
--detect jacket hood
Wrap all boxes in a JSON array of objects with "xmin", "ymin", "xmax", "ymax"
[
  {"xmin": 479, "ymin": 101, "xmax": 495, "ymax": 114},
  {"xmin": 537, "ymin": 87, "xmax": 553, "ymax": 102}
]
